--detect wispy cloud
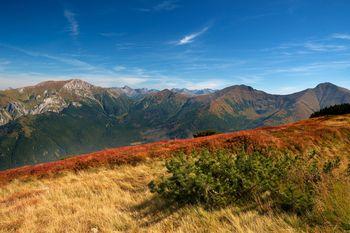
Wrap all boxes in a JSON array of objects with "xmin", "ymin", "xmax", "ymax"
[
  {"xmin": 1, "ymin": 44, "xmax": 99, "ymax": 72},
  {"xmin": 113, "ymin": 65, "xmax": 126, "ymax": 72},
  {"xmin": 266, "ymin": 61, "xmax": 350, "ymax": 74},
  {"xmin": 331, "ymin": 33, "xmax": 350, "ymax": 40},
  {"xmin": 304, "ymin": 42, "xmax": 346, "ymax": 52},
  {"xmin": 154, "ymin": 0, "xmax": 179, "ymax": 11},
  {"xmin": 64, "ymin": 10, "xmax": 79, "ymax": 37},
  {"xmin": 138, "ymin": 0, "xmax": 180, "ymax": 12},
  {"xmin": 0, "ymin": 73, "xmax": 73, "ymax": 89},
  {"xmin": 262, "ymin": 40, "xmax": 348, "ymax": 55},
  {"xmin": 99, "ymin": 32, "xmax": 125, "ymax": 37},
  {"xmin": 273, "ymin": 86, "xmax": 304, "ymax": 95},
  {"xmin": 116, "ymin": 77, "xmax": 147, "ymax": 85},
  {"xmin": 236, "ymin": 75, "xmax": 263, "ymax": 85},
  {"xmin": 0, "ymin": 60, "xmax": 11, "ymax": 71},
  {"xmin": 181, "ymin": 79, "xmax": 227, "ymax": 90},
  {"xmin": 176, "ymin": 26, "xmax": 209, "ymax": 45}
]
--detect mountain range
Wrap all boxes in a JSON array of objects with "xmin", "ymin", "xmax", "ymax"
[{"xmin": 0, "ymin": 79, "xmax": 350, "ymax": 170}]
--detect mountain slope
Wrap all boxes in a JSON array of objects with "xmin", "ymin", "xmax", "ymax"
[
  {"xmin": 0, "ymin": 80, "xmax": 350, "ymax": 170},
  {"xmin": 0, "ymin": 79, "xmax": 141, "ymax": 169},
  {"xmin": 1, "ymin": 114, "xmax": 350, "ymax": 181},
  {"xmin": 165, "ymin": 83, "xmax": 350, "ymax": 137}
]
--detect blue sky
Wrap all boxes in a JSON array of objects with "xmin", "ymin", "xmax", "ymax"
[{"xmin": 0, "ymin": 0, "xmax": 350, "ymax": 93}]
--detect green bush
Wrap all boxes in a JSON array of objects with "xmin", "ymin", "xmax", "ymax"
[
  {"xmin": 149, "ymin": 150, "xmax": 339, "ymax": 215},
  {"xmin": 193, "ymin": 130, "xmax": 219, "ymax": 138}
]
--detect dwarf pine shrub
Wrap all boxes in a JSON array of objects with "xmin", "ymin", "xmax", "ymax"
[
  {"xmin": 193, "ymin": 130, "xmax": 219, "ymax": 138},
  {"xmin": 149, "ymin": 150, "xmax": 340, "ymax": 215}
]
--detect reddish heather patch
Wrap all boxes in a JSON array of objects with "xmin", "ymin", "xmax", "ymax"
[
  {"xmin": 1, "ymin": 115, "xmax": 350, "ymax": 184},
  {"xmin": 0, "ymin": 189, "xmax": 45, "ymax": 211}
]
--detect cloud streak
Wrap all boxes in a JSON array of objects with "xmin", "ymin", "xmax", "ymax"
[
  {"xmin": 1, "ymin": 44, "xmax": 100, "ymax": 72},
  {"xmin": 304, "ymin": 42, "xmax": 346, "ymax": 52},
  {"xmin": 138, "ymin": 0, "xmax": 179, "ymax": 12},
  {"xmin": 154, "ymin": 0, "xmax": 179, "ymax": 11},
  {"xmin": 331, "ymin": 33, "xmax": 350, "ymax": 40},
  {"xmin": 177, "ymin": 27, "xmax": 209, "ymax": 45},
  {"xmin": 64, "ymin": 10, "xmax": 79, "ymax": 37}
]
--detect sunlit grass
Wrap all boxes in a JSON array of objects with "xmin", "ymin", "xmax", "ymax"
[{"xmin": 0, "ymin": 161, "xmax": 298, "ymax": 233}]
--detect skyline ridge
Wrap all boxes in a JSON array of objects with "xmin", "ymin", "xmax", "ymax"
[{"xmin": 1, "ymin": 78, "xmax": 347, "ymax": 96}]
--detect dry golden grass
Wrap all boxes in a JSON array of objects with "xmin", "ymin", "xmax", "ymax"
[{"xmin": 0, "ymin": 161, "xmax": 299, "ymax": 233}]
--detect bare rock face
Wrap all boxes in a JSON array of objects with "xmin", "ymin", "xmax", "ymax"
[
  {"xmin": 0, "ymin": 109, "xmax": 12, "ymax": 125},
  {"xmin": 0, "ymin": 102, "xmax": 28, "ymax": 125},
  {"xmin": 5, "ymin": 102, "xmax": 28, "ymax": 118},
  {"xmin": 0, "ymin": 97, "xmax": 69, "ymax": 126},
  {"xmin": 31, "ymin": 95, "xmax": 68, "ymax": 115},
  {"xmin": 0, "ymin": 79, "xmax": 99, "ymax": 126},
  {"xmin": 62, "ymin": 79, "xmax": 95, "ymax": 98},
  {"xmin": 63, "ymin": 79, "xmax": 93, "ymax": 90}
]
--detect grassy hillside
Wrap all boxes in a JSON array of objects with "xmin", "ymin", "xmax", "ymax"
[
  {"xmin": 1, "ymin": 114, "xmax": 350, "ymax": 182},
  {"xmin": 0, "ymin": 115, "xmax": 350, "ymax": 232},
  {"xmin": 0, "ymin": 162, "xmax": 299, "ymax": 233}
]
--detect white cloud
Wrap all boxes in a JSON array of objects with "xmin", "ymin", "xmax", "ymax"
[
  {"xmin": 1, "ymin": 44, "xmax": 100, "ymax": 72},
  {"xmin": 273, "ymin": 86, "xmax": 304, "ymax": 95},
  {"xmin": 64, "ymin": 10, "xmax": 79, "ymax": 37},
  {"xmin": 117, "ymin": 77, "xmax": 148, "ymax": 85},
  {"xmin": 154, "ymin": 0, "xmax": 179, "ymax": 11},
  {"xmin": 113, "ymin": 65, "xmax": 126, "ymax": 72},
  {"xmin": 183, "ymin": 79, "xmax": 226, "ymax": 90},
  {"xmin": 0, "ymin": 73, "xmax": 71, "ymax": 90},
  {"xmin": 138, "ymin": 0, "xmax": 179, "ymax": 12},
  {"xmin": 237, "ymin": 75, "xmax": 263, "ymax": 85},
  {"xmin": 262, "ymin": 40, "xmax": 348, "ymax": 55},
  {"xmin": 304, "ymin": 42, "xmax": 346, "ymax": 52},
  {"xmin": 177, "ymin": 27, "xmax": 209, "ymax": 45},
  {"xmin": 266, "ymin": 61, "xmax": 350, "ymax": 75},
  {"xmin": 331, "ymin": 33, "xmax": 350, "ymax": 40},
  {"xmin": 150, "ymin": 77, "xmax": 228, "ymax": 90}
]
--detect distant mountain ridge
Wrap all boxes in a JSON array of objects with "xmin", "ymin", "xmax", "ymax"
[
  {"xmin": 0, "ymin": 79, "xmax": 349, "ymax": 170},
  {"xmin": 171, "ymin": 88, "xmax": 216, "ymax": 96}
]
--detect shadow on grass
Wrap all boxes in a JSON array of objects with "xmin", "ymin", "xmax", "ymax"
[
  {"xmin": 131, "ymin": 196, "xmax": 183, "ymax": 227},
  {"xmin": 130, "ymin": 194, "xmax": 261, "ymax": 229}
]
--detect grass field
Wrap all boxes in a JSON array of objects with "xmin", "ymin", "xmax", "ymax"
[
  {"xmin": 0, "ymin": 161, "xmax": 301, "ymax": 233},
  {"xmin": 1, "ymin": 115, "xmax": 350, "ymax": 232}
]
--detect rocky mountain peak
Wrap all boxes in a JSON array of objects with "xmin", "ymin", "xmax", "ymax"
[
  {"xmin": 122, "ymin": 85, "xmax": 133, "ymax": 91},
  {"xmin": 315, "ymin": 82, "xmax": 337, "ymax": 88},
  {"xmin": 62, "ymin": 79, "xmax": 94, "ymax": 91}
]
